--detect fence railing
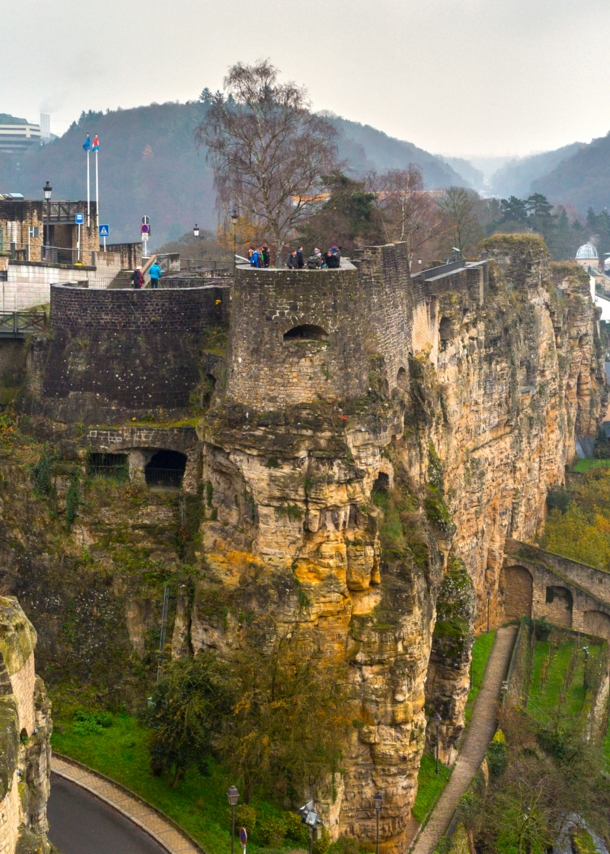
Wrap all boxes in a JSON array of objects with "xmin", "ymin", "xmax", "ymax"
[
  {"xmin": 4, "ymin": 242, "xmax": 98, "ymax": 267},
  {"xmin": 87, "ymin": 456, "xmax": 129, "ymax": 481},
  {"xmin": 145, "ymin": 468, "xmax": 184, "ymax": 488},
  {"xmin": 0, "ymin": 310, "xmax": 48, "ymax": 337}
]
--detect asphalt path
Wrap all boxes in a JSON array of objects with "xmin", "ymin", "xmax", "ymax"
[{"xmin": 48, "ymin": 773, "xmax": 168, "ymax": 854}]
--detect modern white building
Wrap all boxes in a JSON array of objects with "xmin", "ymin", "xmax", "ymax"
[{"xmin": 0, "ymin": 115, "xmax": 41, "ymax": 154}]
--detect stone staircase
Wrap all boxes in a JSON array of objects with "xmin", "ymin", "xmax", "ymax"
[{"xmin": 108, "ymin": 254, "xmax": 158, "ymax": 289}]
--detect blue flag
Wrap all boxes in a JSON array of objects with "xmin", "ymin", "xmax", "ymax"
[{"xmin": 83, "ymin": 134, "xmax": 91, "ymax": 152}]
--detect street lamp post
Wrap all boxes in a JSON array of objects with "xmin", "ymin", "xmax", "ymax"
[
  {"xmin": 230, "ymin": 209, "xmax": 238, "ymax": 273},
  {"xmin": 433, "ymin": 712, "xmax": 442, "ymax": 776},
  {"xmin": 227, "ymin": 786, "xmax": 239, "ymax": 854},
  {"xmin": 299, "ymin": 801, "xmax": 320, "ymax": 854},
  {"xmin": 373, "ymin": 792, "xmax": 383, "ymax": 854},
  {"xmin": 43, "ymin": 181, "xmax": 52, "ymax": 262}
]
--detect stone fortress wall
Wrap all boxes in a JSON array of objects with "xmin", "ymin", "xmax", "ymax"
[
  {"xmin": 20, "ymin": 282, "xmax": 230, "ymax": 424},
  {"xmin": 226, "ymin": 243, "xmax": 489, "ymax": 410}
]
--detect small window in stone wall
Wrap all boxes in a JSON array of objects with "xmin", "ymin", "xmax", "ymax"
[
  {"xmin": 87, "ymin": 452, "xmax": 129, "ymax": 481},
  {"xmin": 283, "ymin": 324, "xmax": 328, "ymax": 342},
  {"xmin": 397, "ymin": 367, "xmax": 408, "ymax": 390},
  {"xmin": 145, "ymin": 450, "xmax": 187, "ymax": 489}
]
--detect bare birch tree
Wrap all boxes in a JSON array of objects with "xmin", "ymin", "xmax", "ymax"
[
  {"xmin": 369, "ymin": 166, "xmax": 444, "ymax": 258},
  {"xmin": 196, "ymin": 61, "xmax": 339, "ymax": 261}
]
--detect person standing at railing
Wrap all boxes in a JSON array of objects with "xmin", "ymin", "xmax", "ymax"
[{"xmin": 148, "ymin": 261, "xmax": 162, "ymax": 288}]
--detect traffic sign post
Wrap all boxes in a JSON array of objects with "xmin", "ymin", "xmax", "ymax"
[
  {"xmin": 239, "ymin": 827, "xmax": 247, "ymax": 854},
  {"xmin": 141, "ymin": 220, "xmax": 150, "ymax": 260},
  {"xmin": 99, "ymin": 224, "xmax": 110, "ymax": 253}
]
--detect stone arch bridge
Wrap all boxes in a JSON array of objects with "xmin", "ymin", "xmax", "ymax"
[{"xmin": 503, "ymin": 539, "xmax": 610, "ymax": 639}]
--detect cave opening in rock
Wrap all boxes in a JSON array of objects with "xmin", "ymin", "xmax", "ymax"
[
  {"xmin": 145, "ymin": 450, "xmax": 187, "ymax": 489},
  {"xmin": 373, "ymin": 472, "xmax": 390, "ymax": 493},
  {"xmin": 397, "ymin": 367, "xmax": 408, "ymax": 390}
]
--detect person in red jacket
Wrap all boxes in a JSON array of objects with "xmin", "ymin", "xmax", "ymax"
[{"xmin": 131, "ymin": 266, "xmax": 144, "ymax": 289}]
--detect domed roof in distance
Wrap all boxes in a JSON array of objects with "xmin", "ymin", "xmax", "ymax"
[{"xmin": 576, "ymin": 242, "xmax": 599, "ymax": 260}]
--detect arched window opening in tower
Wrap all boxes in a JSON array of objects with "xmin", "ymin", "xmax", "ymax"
[
  {"xmin": 145, "ymin": 450, "xmax": 187, "ymax": 489},
  {"xmin": 283, "ymin": 324, "xmax": 329, "ymax": 341}
]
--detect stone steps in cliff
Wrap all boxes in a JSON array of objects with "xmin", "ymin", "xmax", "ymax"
[{"xmin": 410, "ymin": 625, "xmax": 518, "ymax": 854}]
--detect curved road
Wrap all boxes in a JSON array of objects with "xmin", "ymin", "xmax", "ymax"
[{"xmin": 48, "ymin": 773, "xmax": 167, "ymax": 854}]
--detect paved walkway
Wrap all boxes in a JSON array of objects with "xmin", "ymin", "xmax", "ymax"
[
  {"xmin": 51, "ymin": 754, "xmax": 204, "ymax": 854},
  {"xmin": 410, "ymin": 625, "xmax": 518, "ymax": 854}
]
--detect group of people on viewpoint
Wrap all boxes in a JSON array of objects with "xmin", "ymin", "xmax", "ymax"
[
  {"xmin": 249, "ymin": 244, "xmax": 342, "ymax": 269},
  {"xmin": 130, "ymin": 244, "xmax": 339, "ymax": 288},
  {"xmin": 131, "ymin": 262, "xmax": 163, "ymax": 289}
]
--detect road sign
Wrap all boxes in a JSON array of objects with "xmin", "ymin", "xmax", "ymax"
[
  {"xmin": 239, "ymin": 828, "xmax": 247, "ymax": 847},
  {"xmin": 142, "ymin": 216, "xmax": 150, "ymax": 225},
  {"xmin": 99, "ymin": 224, "xmax": 110, "ymax": 237},
  {"xmin": 141, "ymin": 223, "xmax": 150, "ymax": 235},
  {"xmin": 75, "ymin": 213, "xmax": 84, "ymax": 224}
]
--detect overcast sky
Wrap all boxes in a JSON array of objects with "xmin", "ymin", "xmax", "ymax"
[{"xmin": 3, "ymin": 0, "xmax": 610, "ymax": 159}]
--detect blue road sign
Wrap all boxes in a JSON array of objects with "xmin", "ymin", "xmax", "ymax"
[
  {"xmin": 99, "ymin": 225, "xmax": 110, "ymax": 237},
  {"xmin": 75, "ymin": 213, "xmax": 84, "ymax": 224}
]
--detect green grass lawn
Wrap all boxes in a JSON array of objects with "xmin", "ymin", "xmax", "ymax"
[
  {"xmin": 412, "ymin": 753, "xmax": 452, "ymax": 824},
  {"xmin": 465, "ymin": 631, "xmax": 496, "ymax": 724},
  {"xmin": 572, "ymin": 458, "xmax": 610, "ymax": 473},
  {"xmin": 525, "ymin": 636, "xmax": 602, "ymax": 723},
  {"xmin": 52, "ymin": 708, "xmax": 235, "ymax": 854}
]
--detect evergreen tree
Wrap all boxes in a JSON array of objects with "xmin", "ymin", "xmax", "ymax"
[
  {"xmin": 500, "ymin": 196, "xmax": 528, "ymax": 224},
  {"xmin": 198, "ymin": 87, "xmax": 213, "ymax": 103}
]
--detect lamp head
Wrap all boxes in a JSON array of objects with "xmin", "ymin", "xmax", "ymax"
[
  {"xmin": 433, "ymin": 712, "xmax": 442, "ymax": 726},
  {"xmin": 231, "ymin": 209, "xmax": 239, "ymax": 225},
  {"xmin": 226, "ymin": 785, "xmax": 240, "ymax": 806},
  {"xmin": 43, "ymin": 181, "xmax": 52, "ymax": 200},
  {"xmin": 193, "ymin": 224, "xmax": 200, "ymax": 238},
  {"xmin": 373, "ymin": 792, "xmax": 383, "ymax": 812}
]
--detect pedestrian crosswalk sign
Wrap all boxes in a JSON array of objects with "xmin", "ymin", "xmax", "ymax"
[{"xmin": 99, "ymin": 225, "xmax": 110, "ymax": 237}]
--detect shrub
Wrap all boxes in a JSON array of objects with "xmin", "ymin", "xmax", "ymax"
[
  {"xmin": 486, "ymin": 729, "xmax": 507, "ymax": 778},
  {"xmin": 285, "ymin": 812, "xmax": 310, "ymax": 846},
  {"xmin": 65, "ymin": 474, "xmax": 80, "ymax": 528},
  {"xmin": 256, "ymin": 814, "xmax": 287, "ymax": 847},
  {"xmin": 546, "ymin": 486, "xmax": 572, "ymax": 514},
  {"xmin": 313, "ymin": 826, "xmax": 331, "ymax": 854},
  {"xmin": 235, "ymin": 805, "xmax": 257, "ymax": 837}
]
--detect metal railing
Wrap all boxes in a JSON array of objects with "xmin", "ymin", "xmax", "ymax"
[
  {"xmin": 87, "ymin": 455, "xmax": 129, "ymax": 481},
  {"xmin": 4, "ymin": 241, "xmax": 98, "ymax": 267},
  {"xmin": 145, "ymin": 467, "xmax": 184, "ymax": 488},
  {"xmin": 0, "ymin": 310, "xmax": 47, "ymax": 338}
]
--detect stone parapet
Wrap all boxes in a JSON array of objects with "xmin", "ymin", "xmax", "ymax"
[{"xmin": 50, "ymin": 283, "xmax": 229, "ymax": 332}]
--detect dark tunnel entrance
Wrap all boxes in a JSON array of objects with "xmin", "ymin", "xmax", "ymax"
[{"xmin": 145, "ymin": 450, "xmax": 187, "ymax": 489}]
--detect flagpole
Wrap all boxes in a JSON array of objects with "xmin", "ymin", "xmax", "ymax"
[
  {"xmin": 95, "ymin": 147, "xmax": 100, "ymax": 249},
  {"xmin": 87, "ymin": 149, "xmax": 90, "ymax": 228}
]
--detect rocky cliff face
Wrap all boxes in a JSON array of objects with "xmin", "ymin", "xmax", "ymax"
[
  {"xmin": 188, "ymin": 238, "xmax": 604, "ymax": 849},
  {"xmin": 0, "ymin": 237, "xmax": 602, "ymax": 854},
  {"xmin": 0, "ymin": 597, "xmax": 51, "ymax": 854}
]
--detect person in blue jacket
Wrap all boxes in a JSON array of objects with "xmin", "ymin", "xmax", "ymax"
[{"xmin": 148, "ymin": 261, "xmax": 162, "ymax": 288}]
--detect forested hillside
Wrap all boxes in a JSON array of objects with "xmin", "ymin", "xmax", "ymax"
[
  {"xmin": 533, "ymin": 132, "xmax": 610, "ymax": 212},
  {"xmin": 0, "ymin": 102, "xmax": 467, "ymax": 246},
  {"xmin": 489, "ymin": 142, "xmax": 583, "ymax": 198}
]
